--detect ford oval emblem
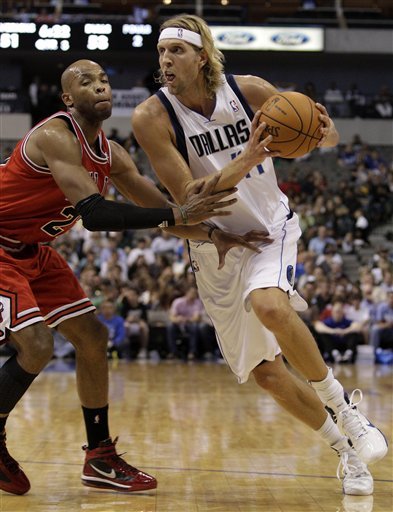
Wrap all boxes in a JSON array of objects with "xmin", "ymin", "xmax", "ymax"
[
  {"xmin": 271, "ymin": 33, "xmax": 309, "ymax": 46},
  {"xmin": 217, "ymin": 31, "xmax": 255, "ymax": 45}
]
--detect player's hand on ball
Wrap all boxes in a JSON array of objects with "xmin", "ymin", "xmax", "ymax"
[
  {"xmin": 315, "ymin": 103, "xmax": 339, "ymax": 147},
  {"xmin": 246, "ymin": 111, "xmax": 281, "ymax": 163},
  {"xmin": 210, "ymin": 228, "xmax": 273, "ymax": 270}
]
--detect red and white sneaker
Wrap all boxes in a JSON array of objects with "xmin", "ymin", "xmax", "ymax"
[
  {"xmin": 82, "ymin": 437, "xmax": 157, "ymax": 492},
  {"xmin": 0, "ymin": 431, "xmax": 30, "ymax": 495}
]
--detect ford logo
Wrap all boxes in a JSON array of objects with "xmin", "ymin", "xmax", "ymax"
[
  {"xmin": 271, "ymin": 33, "xmax": 309, "ymax": 46},
  {"xmin": 217, "ymin": 31, "xmax": 255, "ymax": 45}
]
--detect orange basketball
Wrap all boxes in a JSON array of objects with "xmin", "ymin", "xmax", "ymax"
[{"xmin": 259, "ymin": 91, "xmax": 323, "ymax": 158}]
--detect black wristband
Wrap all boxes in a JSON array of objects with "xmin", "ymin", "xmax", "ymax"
[{"xmin": 75, "ymin": 193, "xmax": 175, "ymax": 231}]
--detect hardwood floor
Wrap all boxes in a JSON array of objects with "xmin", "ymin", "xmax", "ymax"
[{"xmin": 0, "ymin": 359, "xmax": 391, "ymax": 512}]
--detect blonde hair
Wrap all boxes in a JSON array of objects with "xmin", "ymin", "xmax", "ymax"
[{"xmin": 159, "ymin": 14, "xmax": 225, "ymax": 98}]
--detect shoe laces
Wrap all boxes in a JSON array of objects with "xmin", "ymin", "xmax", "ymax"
[
  {"xmin": 86, "ymin": 437, "xmax": 139, "ymax": 474},
  {"xmin": 110, "ymin": 455, "xmax": 139, "ymax": 474},
  {"xmin": 337, "ymin": 450, "xmax": 369, "ymax": 481},
  {"xmin": 338, "ymin": 389, "xmax": 368, "ymax": 440},
  {"xmin": 0, "ymin": 435, "xmax": 20, "ymax": 474}
]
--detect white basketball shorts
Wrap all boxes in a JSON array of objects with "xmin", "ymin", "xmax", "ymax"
[{"xmin": 189, "ymin": 214, "xmax": 307, "ymax": 383}]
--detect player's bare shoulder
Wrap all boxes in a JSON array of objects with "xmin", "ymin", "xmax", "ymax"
[
  {"xmin": 233, "ymin": 75, "xmax": 278, "ymax": 112},
  {"xmin": 26, "ymin": 117, "xmax": 79, "ymax": 165},
  {"xmin": 132, "ymin": 95, "xmax": 170, "ymax": 137},
  {"xmin": 30, "ymin": 117, "xmax": 70, "ymax": 142}
]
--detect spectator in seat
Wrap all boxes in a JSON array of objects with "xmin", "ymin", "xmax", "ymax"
[
  {"xmin": 314, "ymin": 301, "xmax": 364, "ymax": 363},
  {"xmin": 315, "ymin": 243, "xmax": 343, "ymax": 275},
  {"xmin": 127, "ymin": 236, "xmax": 156, "ymax": 268},
  {"xmin": 151, "ymin": 228, "xmax": 180, "ymax": 257},
  {"xmin": 303, "ymin": 81, "xmax": 317, "ymax": 102},
  {"xmin": 360, "ymin": 284, "xmax": 377, "ymax": 324},
  {"xmin": 119, "ymin": 286, "xmax": 150, "ymax": 359},
  {"xmin": 345, "ymin": 291, "xmax": 371, "ymax": 343},
  {"xmin": 97, "ymin": 300, "xmax": 126, "ymax": 358},
  {"xmin": 308, "ymin": 226, "xmax": 336, "ymax": 256},
  {"xmin": 323, "ymin": 82, "xmax": 345, "ymax": 117},
  {"xmin": 345, "ymin": 84, "xmax": 366, "ymax": 118},
  {"xmin": 338, "ymin": 144, "xmax": 358, "ymax": 169},
  {"xmin": 374, "ymin": 86, "xmax": 393, "ymax": 118},
  {"xmin": 353, "ymin": 209, "xmax": 370, "ymax": 245},
  {"xmin": 369, "ymin": 288, "xmax": 393, "ymax": 353},
  {"xmin": 166, "ymin": 286, "xmax": 204, "ymax": 360},
  {"xmin": 199, "ymin": 311, "xmax": 221, "ymax": 361}
]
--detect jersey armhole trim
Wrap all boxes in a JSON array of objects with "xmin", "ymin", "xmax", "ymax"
[
  {"xmin": 226, "ymin": 75, "xmax": 255, "ymax": 122},
  {"xmin": 156, "ymin": 90, "xmax": 189, "ymax": 166},
  {"xmin": 21, "ymin": 112, "xmax": 74, "ymax": 174}
]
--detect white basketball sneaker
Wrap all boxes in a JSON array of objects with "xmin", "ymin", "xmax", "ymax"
[
  {"xmin": 335, "ymin": 447, "xmax": 373, "ymax": 496},
  {"xmin": 336, "ymin": 389, "xmax": 388, "ymax": 465}
]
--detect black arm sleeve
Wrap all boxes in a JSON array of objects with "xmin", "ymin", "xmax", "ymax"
[{"xmin": 75, "ymin": 193, "xmax": 175, "ymax": 231}]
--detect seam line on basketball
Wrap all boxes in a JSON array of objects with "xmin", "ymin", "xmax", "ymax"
[{"xmin": 261, "ymin": 112, "xmax": 322, "ymax": 140}]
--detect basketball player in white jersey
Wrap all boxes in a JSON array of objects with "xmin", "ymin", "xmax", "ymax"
[{"xmin": 132, "ymin": 15, "xmax": 388, "ymax": 494}]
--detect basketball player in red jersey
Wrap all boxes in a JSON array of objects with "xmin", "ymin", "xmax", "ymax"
[{"xmin": 0, "ymin": 59, "xmax": 256, "ymax": 495}]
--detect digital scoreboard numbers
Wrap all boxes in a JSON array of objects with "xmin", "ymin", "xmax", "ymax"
[
  {"xmin": 0, "ymin": 22, "xmax": 156, "ymax": 52},
  {"xmin": 85, "ymin": 23, "xmax": 153, "ymax": 51}
]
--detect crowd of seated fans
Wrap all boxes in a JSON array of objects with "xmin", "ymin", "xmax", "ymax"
[
  {"xmin": 1, "ymin": 75, "xmax": 392, "ymax": 364},
  {"xmin": 35, "ymin": 134, "xmax": 392, "ymax": 366},
  {"xmin": 49, "ymin": 225, "xmax": 221, "ymax": 362}
]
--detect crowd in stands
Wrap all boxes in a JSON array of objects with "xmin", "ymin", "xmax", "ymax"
[
  {"xmin": 1, "ymin": 46, "xmax": 393, "ymax": 119},
  {"xmin": 1, "ymin": 59, "xmax": 392, "ymax": 364},
  {"xmin": 275, "ymin": 81, "xmax": 393, "ymax": 119},
  {"xmin": 2, "ymin": 76, "xmax": 388, "ymax": 121},
  {"xmin": 42, "ymin": 134, "xmax": 393, "ymax": 366}
]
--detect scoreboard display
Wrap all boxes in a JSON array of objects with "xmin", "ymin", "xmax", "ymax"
[{"xmin": 0, "ymin": 22, "xmax": 158, "ymax": 52}]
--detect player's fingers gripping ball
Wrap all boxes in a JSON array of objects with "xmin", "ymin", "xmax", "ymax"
[{"xmin": 259, "ymin": 91, "xmax": 323, "ymax": 158}]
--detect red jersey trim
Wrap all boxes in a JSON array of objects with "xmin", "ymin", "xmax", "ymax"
[
  {"xmin": 1, "ymin": 316, "xmax": 44, "ymax": 341},
  {"xmin": 47, "ymin": 304, "xmax": 96, "ymax": 328},
  {"xmin": 0, "ymin": 288, "xmax": 43, "ymax": 339},
  {"xmin": 0, "ymin": 235, "xmax": 27, "ymax": 252},
  {"xmin": 12, "ymin": 310, "xmax": 44, "ymax": 328},
  {"xmin": 20, "ymin": 113, "xmax": 63, "ymax": 174},
  {"xmin": 20, "ymin": 111, "xmax": 111, "ymax": 174},
  {"xmin": 44, "ymin": 298, "xmax": 95, "ymax": 327},
  {"xmin": 68, "ymin": 115, "xmax": 111, "ymax": 165},
  {"xmin": 17, "ymin": 307, "xmax": 40, "ymax": 318}
]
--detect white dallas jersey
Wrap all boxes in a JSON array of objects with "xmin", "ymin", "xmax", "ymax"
[{"xmin": 157, "ymin": 75, "xmax": 292, "ymax": 234}]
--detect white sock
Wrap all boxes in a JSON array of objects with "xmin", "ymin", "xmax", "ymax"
[
  {"xmin": 317, "ymin": 413, "xmax": 349, "ymax": 452},
  {"xmin": 309, "ymin": 367, "xmax": 347, "ymax": 413}
]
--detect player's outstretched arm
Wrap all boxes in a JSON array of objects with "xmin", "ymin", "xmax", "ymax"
[
  {"xmin": 27, "ymin": 119, "xmax": 234, "ymax": 230},
  {"xmin": 108, "ymin": 139, "xmax": 237, "ymax": 226},
  {"xmin": 107, "ymin": 139, "xmax": 273, "ymax": 265},
  {"xmin": 110, "ymin": 141, "xmax": 272, "ymax": 262}
]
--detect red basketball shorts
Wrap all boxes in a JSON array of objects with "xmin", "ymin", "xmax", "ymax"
[{"xmin": 0, "ymin": 244, "xmax": 95, "ymax": 341}]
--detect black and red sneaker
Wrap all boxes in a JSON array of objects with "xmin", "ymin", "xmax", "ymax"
[
  {"xmin": 0, "ymin": 431, "xmax": 30, "ymax": 495},
  {"xmin": 82, "ymin": 437, "xmax": 157, "ymax": 492}
]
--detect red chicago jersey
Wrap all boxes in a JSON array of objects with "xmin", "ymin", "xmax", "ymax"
[{"xmin": 0, "ymin": 111, "xmax": 112, "ymax": 246}]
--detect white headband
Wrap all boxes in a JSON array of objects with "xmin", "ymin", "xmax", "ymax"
[{"xmin": 158, "ymin": 27, "xmax": 203, "ymax": 48}]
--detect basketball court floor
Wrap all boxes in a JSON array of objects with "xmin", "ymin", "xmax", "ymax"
[{"xmin": 0, "ymin": 358, "xmax": 391, "ymax": 512}]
